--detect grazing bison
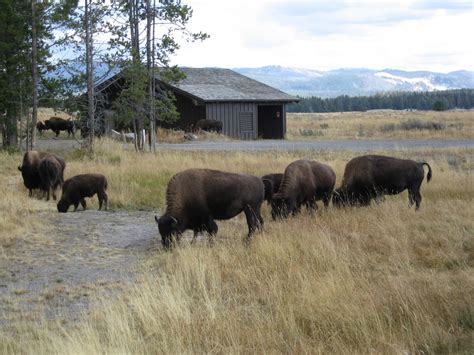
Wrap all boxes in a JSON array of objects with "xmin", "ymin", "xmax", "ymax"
[
  {"xmin": 271, "ymin": 160, "xmax": 336, "ymax": 219},
  {"xmin": 18, "ymin": 151, "xmax": 65, "ymax": 197},
  {"xmin": 44, "ymin": 117, "xmax": 75, "ymax": 137},
  {"xmin": 261, "ymin": 173, "xmax": 283, "ymax": 202},
  {"xmin": 155, "ymin": 169, "xmax": 265, "ymax": 250},
  {"xmin": 18, "ymin": 151, "xmax": 49, "ymax": 196},
  {"xmin": 332, "ymin": 155, "xmax": 432, "ymax": 210},
  {"xmin": 57, "ymin": 174, "xmax": 108, "ymax": 213},
  {"xmin": 38, "ymin": 155, "xmax": 64, "ymax": 200},
  {"xmin": 193, "ymin": 119, "xmax": 223, "ymax": 133}
]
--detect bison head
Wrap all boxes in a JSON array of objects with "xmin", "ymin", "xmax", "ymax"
[
  {"xmin": 271, "ymin": 195, "xmax": 294, "ymax": 220},
  {"xmin": 57, "ymin": 199, "xmax": 70, "ymax": 213},
  {"xmin": 155, "ymin": 214, "xmax": 179, "ymax": 250}
]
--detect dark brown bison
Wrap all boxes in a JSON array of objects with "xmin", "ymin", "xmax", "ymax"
[
  {"xmin": 193, "ymin": 119, "xmax": 223, "ymax": 133},
  {"xmin": 44, "ymin": 117, "xmax": 75, "ymax": 137},
  {"xmin": 38, "ymin": 155, "xmax": 64, "ymax": 200},
  {"xmin": 332, "ymin": 155, "xmax": 432, "ymax": 210},
  {"xmin": 18, "ymin": 151, "xmax": 65, "ymax": 197},
  {"xmin": 271, "ymin": 160, "xmax": 336, "ymax": 219},
  {"xmin": 155, "ymin": 169, "xmax": 265, "ymax": 250},
  {"xmin": 261, "ymin": 173, "xmax": 283, "ymax": 202},
  {"xmin": 57, "ymin": 174, "xmax": 108, "ymax": 213}
]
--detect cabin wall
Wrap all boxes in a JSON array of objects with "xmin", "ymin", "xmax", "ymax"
[{"xmin": 206, "ymin": 102, "xmax": 258, "ymax": 140}]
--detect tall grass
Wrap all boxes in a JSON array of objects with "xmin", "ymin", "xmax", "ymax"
[{"xmin": 1, "ymin": 140, "xmax": 473, "ymax": 353}]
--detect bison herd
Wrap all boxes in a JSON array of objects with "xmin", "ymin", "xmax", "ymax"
[
  {"xmin": 18, "ymin": 151, "xmax": 432, "ymax": 251},
  {"xmin": 18, "ymin": 150, "xmax": 108, "ymax": 212}
]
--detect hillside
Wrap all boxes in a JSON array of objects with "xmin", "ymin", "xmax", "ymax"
[{"xmin": 235, "ymin": 66, "xmax": 474, "ymax": 98}]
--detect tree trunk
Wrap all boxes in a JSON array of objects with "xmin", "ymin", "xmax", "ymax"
[
  {"xmin": 31, "ymin": 0, "xmax": 38, "ymax": 150},
  {"xmin": 85, "ymin": 0, "xmax": 95, "ymax": 150}
]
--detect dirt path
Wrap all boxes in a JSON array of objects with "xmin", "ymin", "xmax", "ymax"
[
  {"xmin": 0, "ymin": 210, "xmax": 159, "ymax": 324},
  {"xmin": 30, "ymin": 137, "xmax": 474, "ymax": 153}
]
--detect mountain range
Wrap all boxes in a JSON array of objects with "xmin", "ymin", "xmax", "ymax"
[{"xmin": 234, "ymin": 66, "xmax": 474, "ymax": 98}]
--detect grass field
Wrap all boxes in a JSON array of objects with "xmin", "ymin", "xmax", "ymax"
[
  {"xmin": 287, "ymin": 109, "xmax": 474, "ymax": 140},
  {"xmin": 1, "ymin": 137, "xmax": 473, "ymax": 354}
]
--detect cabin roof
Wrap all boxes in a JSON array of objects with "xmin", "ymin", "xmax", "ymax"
[{"xmin": 157, "ymin": 67, "xmax": 298, "ymax": 103}]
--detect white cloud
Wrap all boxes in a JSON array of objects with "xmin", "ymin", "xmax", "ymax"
[{"xmin": 172, "ymin": 0, "xmax": 474, "ymax": 72}]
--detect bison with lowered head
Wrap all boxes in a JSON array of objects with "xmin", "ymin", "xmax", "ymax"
[
  {"xmin": 155, "ymin": 169, "xmax": 265, "ymax": 250},
  {"xmin": 18, "ymin": 151, "xmax": 65, "ymax": 197},
  {"xmin": 332, "ymin": 155, "xmax": 432, "ymax": 210},
  {"xmin": 261, "ymin": 173, "xmax": 283, "ymax": 203},
  {"xmin": 57, "ymin": 174, "xmax": 108, "ymax": 212},
  {"xmin": 271, "ymin": 160, "xmax": 336, "ymax": 219},
  {"xmin": 44, "ymin": 117, "xmax": 75, "ymax": 137},
  {"xmin": 38, "ymin": 155, "xmax": 65, "ymax": 200}
]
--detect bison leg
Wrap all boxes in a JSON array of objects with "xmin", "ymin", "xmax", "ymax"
[
  {"xmin": 244, "ymin": 204, "xmax": 263, "ymax": 244},
  {"xmin": 409, "ymin": 189, "xmax": 422, "ymax": 210},
  {"xmin": 54, "ymin": 130, "xmax": 60, "ymax": 137},
  {"xmin": 73, "ymin": 202, "xmax": 79, "ymax": 211},
  {"xmin": 80, "ymin": 199, "xmax": 87, "ymax": 210},
  {"xmin": 322, "ymin": 193, "xmax": 332, "ymax": 208},
  {"xmin": 306, "ymin": 199, "xmax": 318, "ymax": 215},
  {"xmin": 206, "ymin": 219, "xmax": 218, "ymax": 246},
  {"xmin": 98, "ymin": 191, "xmax": 108, "ymax": 211},
  {"xmin": 29, "ymin": 189, "xmax": 33, "ymax": 197}
]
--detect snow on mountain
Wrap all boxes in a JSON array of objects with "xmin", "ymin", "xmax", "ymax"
[
  {"xmin": 374, "ymin": 71, "xmax": 448, "ymax": 91},
  {"xmin": 234, "ymin": 66, "xmax": 474, "ymax": 97}
]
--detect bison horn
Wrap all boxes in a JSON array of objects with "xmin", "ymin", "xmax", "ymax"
[
  {"xmin": 17, "ymin": 165, "xmax": 22, "ymax": 171},
  {"xmin": 170, "ymin": 216, "xmax": 178, "ymax": 225},
  {"xmin": 154, "ymin": 215, "xmax": 160, "ymax": 223}
]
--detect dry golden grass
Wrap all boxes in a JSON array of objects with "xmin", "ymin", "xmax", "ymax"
[
  {"xmin": 1, "ymin": 140, "xmax": 473, "ymax": 354},
  {"xmin": 287, "ymin": 109, "xmax": 474, "ymax": 140}
]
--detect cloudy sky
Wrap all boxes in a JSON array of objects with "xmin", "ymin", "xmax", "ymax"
[{"xmin": 172, "ymin": 0, "xmax": 473, "ymax": 72}]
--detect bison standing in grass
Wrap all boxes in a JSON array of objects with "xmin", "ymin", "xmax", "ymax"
[
  {"xmin": 192, "ymin": 119, "xmax": 223, "ymax": 133},
  {"xmin": 18, "ymin": 151, "xmax": 65, "ymax": 197},
  {"xmin": 57, "ymin": 174, "xmax": 108, "ymax": 212},
  {"xmin": 38, "ymin": 155, "xmax": 65, "ymax": 200},
  {"xmin": 155, "ymin": 169, "xmax": 265, "ymax": 250},
  {"xmin": 271, "ymin": 160, "xmax": 336, "ymax": 219},
  {"xmin": 44, "ymin": 117, "xmax": 76, "ymax": 137},
  {"xmin": 332, "ymin": 155, "xmax": 432, "ymax": 210}
]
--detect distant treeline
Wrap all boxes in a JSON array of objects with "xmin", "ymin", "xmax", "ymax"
[{"xmin": 288, "ymin": 89, "xmax": 474, "ymax": 113}]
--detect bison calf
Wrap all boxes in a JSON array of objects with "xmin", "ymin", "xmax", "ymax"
[
  {"xmin": 155, "ymin": 169, "xmax": 265, "ymax": 250},
  {"xmin": 271, "ymin": 160, "xmax": 336, "ymax": 219},
  {"xmin": 57, "ymin": 174, "xmax": 108, "ymax": 213},
  {"xmin": 332, "ymin": 155, "xmax": 432, "ymax": 210}
]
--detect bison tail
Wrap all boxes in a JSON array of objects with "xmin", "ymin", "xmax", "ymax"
[{"xmin": 422, "ymin": 162, "xmax": 432, "ymax": 182}]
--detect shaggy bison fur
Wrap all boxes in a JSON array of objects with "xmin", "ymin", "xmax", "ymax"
[
  {"xmin": 271, "ymin": 160, "xmax": 336, "ymax": 219},
  {"xmin": 332, "ymin": 155, "xmax": 432, "ymax": 210},
  {"xmin": 18, "ymin": 151, "xmax": 65, "ymax": 197},
  {"xmin": 57, "ymin": 174, "xmax": 108, "ymax": 213},
  {"xmin": 261, "ymin": 173, "xmax": 283, "ymax": 202},
  {"xmin": 155, "ymin": 169, "xmax": 265, "ymax": 250},
  {"xmin": 44, "ymin": 117, "xmax": 75, "ymax": 137},
  {"xmin": 38, "ymin": 155, "xmax": 64, "ymax": 200}
]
